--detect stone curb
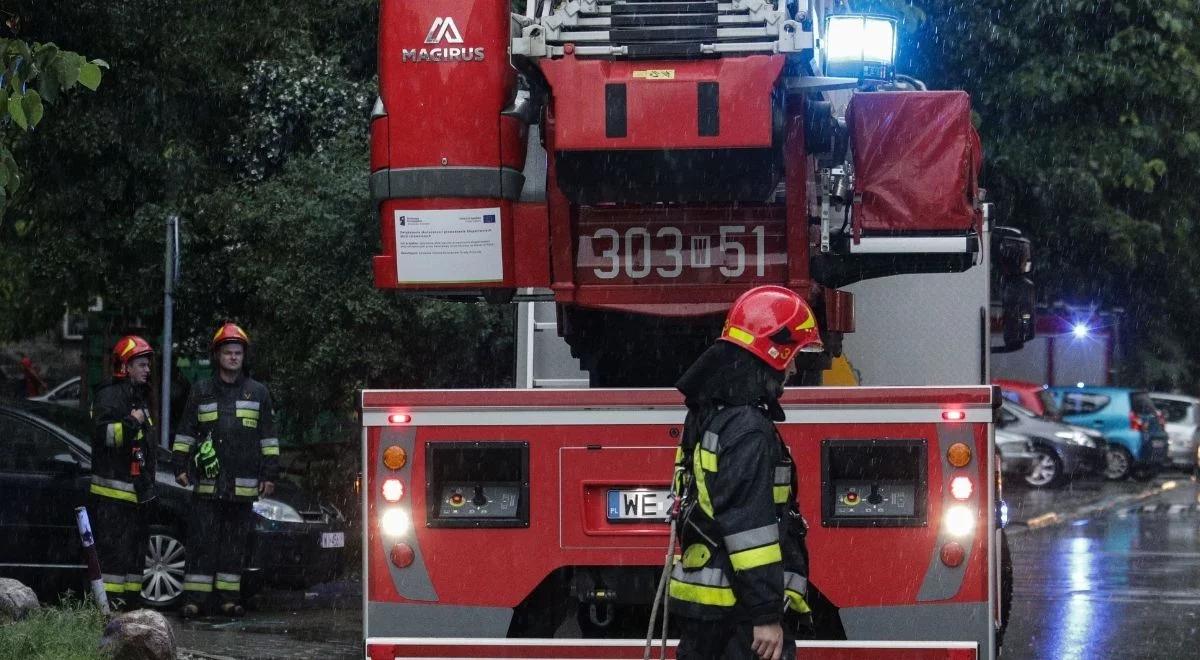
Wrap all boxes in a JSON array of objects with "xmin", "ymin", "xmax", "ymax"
[
  {"xmin": 1006, "ymin": 482, "xmax": 1171, "ymax": 535},
  {"xmin": 179, "ymin": 650, "xmax": 239, "ymax": 660}
]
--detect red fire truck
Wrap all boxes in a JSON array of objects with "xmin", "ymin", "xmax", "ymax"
[{"xmin": 364, "ymin": 1, "xmax": 1031, "ymax": 658}]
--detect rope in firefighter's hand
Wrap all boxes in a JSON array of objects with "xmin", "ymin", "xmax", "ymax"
[{"xmin": 644, "ymin": 514, "xmax": 676, "ymax": 660}]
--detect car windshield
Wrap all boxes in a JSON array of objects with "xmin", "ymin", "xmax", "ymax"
[
  {"xmin": 1131, "ymin": 392, "xmax": 1158, "ymax": 416},
  {"xmin": 3, "ymin": 399, "xmax": 92, "ymax": 441}
]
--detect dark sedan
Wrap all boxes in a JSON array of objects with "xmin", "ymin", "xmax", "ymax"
[{"xmin": 0, "ymin": 399, "xmax": 347, "ymax": 608}]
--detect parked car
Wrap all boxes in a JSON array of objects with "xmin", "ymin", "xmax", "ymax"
[
  {"xmin": 26, "ymin": 376, "xmax": 82, "ymax": 408},
  {"xmin": 1047, "ymin": 386, "xmax": 1170, "ymax": 481},
  {"xmin": 995, "ymin": 428, "xmax": 1038, "ymax": 479},
  {"xmin": 1149, "ymin": 393, "xmax": 1200, "ymax": 471},
  {"xmin": 995, "ymin": 379, "xmax": 1062, "ymax": 420},
  {"xmin": 0, "ymin": 399, "xmax": 347, "ymax": 608},
  {"xmin": 997, "ymin": 400, "xmax": 1106, "ymax": 488}
]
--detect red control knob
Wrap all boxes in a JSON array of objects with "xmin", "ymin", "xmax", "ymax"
[{"xmin": 450, "ymin": 493, "xmax": 464, "ymax": 506}]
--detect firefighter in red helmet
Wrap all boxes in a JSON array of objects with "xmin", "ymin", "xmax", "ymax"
[
  {"xmin": 90, "ymin": 335, "xmax": 157, "ymax": 608},
  {"xmin": 669, "ymin": 286, "xmax": 824, "ymax": 660},
  {"xmin": 173, "ymin": 323, "xmax": 279, "ymax": 617}
]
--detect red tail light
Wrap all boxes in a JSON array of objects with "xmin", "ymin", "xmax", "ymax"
[{"xmin": 1129, "ymin": 412, "xmax": 1144, "ymax": 431}]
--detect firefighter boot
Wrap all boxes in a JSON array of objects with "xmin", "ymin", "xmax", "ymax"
[
  {"xmin": 220, "ymin": 601, "xmax": 245, "ymax": 617},
  {"xmin": 180, "ymin": 603, "xmax": 200, "ymax": 618}
]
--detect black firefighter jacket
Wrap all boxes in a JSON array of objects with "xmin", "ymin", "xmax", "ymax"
[
  {"xmin": 90, "ymin": 379, "xmax": 157, "ymax": 504},
  {"xmin": 172, "ymin": 374, "xmax": 279, "ymax": 501},
  {"xmin": 668, "ymin": 404, "xmax": 811, "ymax": 625}
]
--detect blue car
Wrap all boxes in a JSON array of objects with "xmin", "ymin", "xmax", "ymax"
[{"xmin": 1047, "ymin": 386, "xmax": 1170, "ymax": 480}]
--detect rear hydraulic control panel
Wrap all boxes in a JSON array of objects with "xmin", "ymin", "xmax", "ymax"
[
  {"xmin": 820, "ymin": 439, "xmax": 928, "ymax": 528},
  {"xmin": 425, "ymin": 442, "xmax": 530, "ymax": 528}
]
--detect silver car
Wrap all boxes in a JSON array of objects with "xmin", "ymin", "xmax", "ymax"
[
  {"xmin": 1149, "ymin": 393, "xmax": 1200, "ymax": 470},
  {"xmin": 998, "ymin": 401, "xmax": 1108, "ymax": 488},
  {"xmin": 996, "ymin": 428, "xmax": 1038, "ymax": 477}
]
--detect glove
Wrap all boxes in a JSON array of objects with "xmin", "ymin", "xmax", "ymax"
[{"xmin": 195, "ymin": 435, "xmax": 220, "ymax": 479}]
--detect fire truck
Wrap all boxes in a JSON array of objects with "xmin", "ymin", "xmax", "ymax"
[{"xmin": 363, "ymin": 1, "xmax": 1034, "ymax": 658}]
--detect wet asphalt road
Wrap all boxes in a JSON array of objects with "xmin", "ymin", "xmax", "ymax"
[
  {"xmin": 1004, "ymin": 474, "xmax": 1200, "ymax": 659},
  {"xmin": 171, "ymin": 474, "xmax": 1200, "ymax": 659}
]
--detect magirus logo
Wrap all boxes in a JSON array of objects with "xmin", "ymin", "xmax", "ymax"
[{"xmin": 404, "ymin": 17, "xmax": 485, "ymax": 62}]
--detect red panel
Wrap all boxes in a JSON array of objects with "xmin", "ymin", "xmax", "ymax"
[
  {"xmin": 379, "ymin": 0, "xmax": 514, "ymax": 169},
  {"xmin": 499, "ymin": 114, "xmax": 528, "ymax": 173},
  {"xmin": 371, "ymin": 116, "xmax": 389, "ymax": 172},
  {"xmin": 784, "ymin": 113, "xmax": 810, "ymax": 288},
  {"xmin": 362, "ymin": 387, "xmax": 994, "ymax": 410},
  {"xmin": 539, "ymin": 56, "xmax": 784, "ymax": 150},
  {"xmin": 846, "ymin": 92, "xmax": 981, "ymax": 235},
  {"xmin": 573, "ymin": 205, "xmax": 787, "ymax": 287},
  {"xmin": 369, "ymin": 641, "xmax": 976, "ymax": 659},
  {"xmin": 513, "ymin": 202, "xmax": 550, "ymax": 287},
  {"xmin": 561, "ymin": 447, "xmax": 676, "ymax": 549}
]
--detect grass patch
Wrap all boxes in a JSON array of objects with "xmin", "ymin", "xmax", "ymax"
[{"xmin": 0, "ymin": 598, "xmax": 110, "ymax": 660}]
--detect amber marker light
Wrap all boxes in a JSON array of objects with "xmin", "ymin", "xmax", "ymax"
[
  {"xmin": 947, "ymin": 442, "xmax": 972, "ymax": 468},
  {"xmin": 383, "ymin": 446, "xmax": 408, "ymax": 470}
]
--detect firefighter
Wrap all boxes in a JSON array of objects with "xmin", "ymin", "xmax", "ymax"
[
  {"xmin": 90, "ymin": 335, "xmax": 157, "ymax": 608},
  {"xmin": 173, "ymin": 323, "xmax": 279, "ymax": 617},
  {"xmin": 669, "ymin": 286, "xmax": 823, "ymax": 660}
]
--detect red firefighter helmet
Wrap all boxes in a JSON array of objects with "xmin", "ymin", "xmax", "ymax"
[
  {"xmin": 210, "ymin": 322, "xmax": 250, "ymax": 351},
  {"xmin": 112, "ymin": 335, "xmax": 154, "ymax": 379},
  {"xmin": 718, "ymin": 285, "xmax": 824, "ymax": 371}
]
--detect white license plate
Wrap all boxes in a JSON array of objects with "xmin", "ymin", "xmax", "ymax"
[
  {"xmin": 320, "ymin": 532, "xmax": 345, "ymax": 548},
  {"xmin": 607, "ymin": 489, "xmax": 673, "ymax": 522}
]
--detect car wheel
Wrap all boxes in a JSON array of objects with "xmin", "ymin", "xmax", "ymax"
[
  {"xmin": 1025, "ymin": 449, "xmax": 1065, "ymax": 489},
  {"xmin": 1104, "ymin": 446, "xmax": 1134, "ymax": 481},
  {"xmin": 141, "ymin": 525, "xmax": 187, "ymax": 609}
]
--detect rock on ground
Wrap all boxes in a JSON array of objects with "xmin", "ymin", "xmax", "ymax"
[
  {"xmin": 0, "ymin": 577, "xmax": 40, "ymax": 623},
  {"xmin": 100, "ymin": 608, "xmax": 178, "ymax": 660}
]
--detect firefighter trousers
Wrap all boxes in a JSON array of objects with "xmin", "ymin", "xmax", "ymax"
[
  {"xmin": 676, "ymin": 616, "xmax": 797, "ymax": 660},
  {"xmin": 182, "ymin": 498, "xmax": 253, "ymax": 605},
  {"xmin": 87, "ymin": 494, "xmax": 148, "ymax": 605}
]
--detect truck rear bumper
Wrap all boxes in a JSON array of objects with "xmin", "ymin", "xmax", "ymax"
[{"xmin": 365, "ymin": 638, "xmax": 978, "ymax": 660}]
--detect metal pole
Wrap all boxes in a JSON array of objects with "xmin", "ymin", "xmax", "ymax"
[
  {"xmin": 160, "ymin": 214, "xmax": 179, "ymax": 449},
  {"xmin": 75, "ymin": 506, "xmax": 111, "ymax": 614}
]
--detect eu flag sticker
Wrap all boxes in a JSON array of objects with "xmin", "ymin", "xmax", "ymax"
[
  {"xmin": 607, "ymin": 491, "xmax": 620, "ymax": 519},
  {"xmin": 483, "ymin": 214, "xmax": 496, "ymax": 223}
]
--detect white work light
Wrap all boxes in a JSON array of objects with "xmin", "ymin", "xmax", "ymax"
[
  {"xmin": 824, "ymin": 15, "xmax": 898, "ymax": 81},
  {"xmin": 380, "ymin": 508, "xmax": 412, "ymax": 537},
  {"xmin": 944, "ymin": 504, "xmax": 976, "ymax": 538}
]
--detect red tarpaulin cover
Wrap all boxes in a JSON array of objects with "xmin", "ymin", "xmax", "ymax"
[{"xmin": 846, "ymin": 91, "xmax": 982, "ymax": 236}]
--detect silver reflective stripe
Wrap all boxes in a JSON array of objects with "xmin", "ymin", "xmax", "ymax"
[
  {"xmin": 198, "ymin": 403, "xmax": 218, "ymax": 413},
  {"xmin": 784, "ymin": 571, "xmax": 808, "ymax": 593},
  {"xmin": 125, "ymin": 573, "xmax": 142, "ymax": 582},
  {"xmin": 235, "ymin": 400, "xmax": 261, "ymax": 411},
  {"xmin": 216, "ymin": 572, "xmax": 240, "ymax": 583},
  {"xmin": 260, "ymin": 437, "xmax": 279, "ymax": 448},
  {"xmin": 774, "ymin": 466, "xmax": 791, "ymax": 484},
  {"xmin": 185, "ymin": 574, "xmax": 212, "ymax": 583},
  {"xmin": 670, "ymin": 564, "xmax": 731, "ymax": 587},
  {"xmin": 92, "ymin": 476, "xmax": 135, "ymax": 492},
  {"xmin": 723, "ymin": 524, "xmax": 779, "ymax": 552},
  {"xmin": 102, "ymin": 573, "xmax": 124, "ymax": 583},
  {"xmin": 234, "ymin": 478, "xmax": 259, "ymax": 488},
  {"xmin": 701, "ymin": 431, "xmax": 720, "ymax": 453},
  {"xmin": 175, "ymin": 434, "xmax": 196, "ymax": 447}
]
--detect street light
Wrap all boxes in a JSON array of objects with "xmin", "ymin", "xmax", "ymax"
[
  {"xmin": 1072, "ymin": 323, "xmax": 1090, "ymax": 339},
  {"xmin": 824, "ymin": 15, "xmax": 898, "ymax": 81}
]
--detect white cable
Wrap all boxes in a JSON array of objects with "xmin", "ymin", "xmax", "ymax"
[{"xmin": 644, "ymin": 516, "xmax": 677, "ymax": 660}]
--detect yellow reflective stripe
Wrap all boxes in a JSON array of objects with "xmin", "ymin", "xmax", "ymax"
[
  {"xmin": 698, "ymin": 448, "xmax": 718, "ymax": 472},
  {"xmin": 693, "ymin": 446, "xmax": 713, "ymax": 517},
  {"xmin": 729, "ymin": 543, "xmax": 782, "ymax": 571},
  {"xmin": 235, "ymin": 409, "xmax": 260, "ymax": 420},
  {"xmin": 183, "ymin": 582, "xmax": 213, "ymax": 593},
  {"xmin": 234, "ymin": 486, "xmax": 258, "ymax": 497},
  {"xmin": 242, "ymin": 418, "xmax": 258, "ymax": 428},
  {"xmin": 198, "ymin": 411, "xmax": 218, "ymax": 422},
  {"xmin": 124, "ymin": 581, "xmax": 143, "ymax": 592},
  {"xmin": 668, "ymin": 579, "xmax": 737, "ymax": 607},
  {"xmin": 262, "ymin": 446, "xmax": 280, "ymax": 456},
  {"xmin": 172, "ymin": 442, "xmax": 192, "ymax": 452},
  {"xmin": 90, "ymin": 483, "xmax": 137, "ymax": 503},
  {"xmin": 725, "ymin": 326, "xmax": 755, "ymax": 346},
  {"xmin": 196, "ymin": 484, "xmax": 216, "ymax": 494},
  {"xmin": 674, "ymin": 446, "xmax": 684, "ymax": 463},
  {"xmin": 215, "ymin": 580, "xmax": 241, "ymax": 591},
  {"xmin": 104, "ymin": 582, "xmax": 125, "ymax": 593},
  {"xmin": 773, "ymin": 485, "xmax": 791, "ymax": 504},
  {"xmin": 786, "ymin": 589, "xmax": 812, "ymax": 613}
]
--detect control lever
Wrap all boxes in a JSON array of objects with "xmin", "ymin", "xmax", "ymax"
[
  {"xmin": 867, "ymin": 483, "xmax": 883, "ymax": 505},
  {"xmin": 472, "ymin": 484, "xmax": 488, "ymax": 507}
]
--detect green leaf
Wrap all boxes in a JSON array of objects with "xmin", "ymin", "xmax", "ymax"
[
  {"xmin": 7, "ymin": 92, "xmax": 27, "ymax": 129},
  {"xmin": 0, "ymin": 160, "xmax": 8, "ymax": 189},
  {"xmin": 52, "ymin": 52, "xmax": 83, "ymax": 89},
  {"xmin": 77, "ymin": 61, "xmax": 102, "ymax": 91},
  {"xmin": 22, "ymin": 90, "xmax": 42, "ymax": 128}
]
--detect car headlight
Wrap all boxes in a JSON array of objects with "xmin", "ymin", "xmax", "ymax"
[
  {"xmin": 253, "ymin": 498, "xmax": 304, "ymax": 523},
  {"xmin": 1055, "ymin": 430, "xmax": 1090, "ymax": 446}
]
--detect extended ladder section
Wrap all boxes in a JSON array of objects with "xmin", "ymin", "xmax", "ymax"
[{"xmin": 514, "ymin": 0, "xmax": 812, "ymax": 58}]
